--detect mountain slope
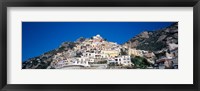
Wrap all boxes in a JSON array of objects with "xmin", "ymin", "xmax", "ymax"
[
  {"xmin": 123, "ymin": 23, "xmax": 178, "ymax": 52},
  {"xmin": 22, "ymin": 42, "xmax": 77, "ymax": 69}
]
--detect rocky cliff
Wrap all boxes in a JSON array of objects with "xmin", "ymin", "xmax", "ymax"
[
  {"xmin": 124, "ymin": 22, "xmax": 178, "ymax": 52},
  {"xmin": 22, "ymin": 42, "xmax": 77, "ymax": 69}
]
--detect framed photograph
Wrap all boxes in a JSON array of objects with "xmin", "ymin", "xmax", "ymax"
[{"xmin": 0, "ymin": 0, "xmax": 199, "ymax": 91}]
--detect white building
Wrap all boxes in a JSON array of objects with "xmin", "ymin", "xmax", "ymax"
[
  {"xmin": 82, "ymin": 52, "xmax": 95, "ymax": 58},
  {"xmin": 82, "ymin": 52, "xmax": 109, "ymax": 59},
  {"xmin": 76, "ymin": 57, "xmax": 89, "ymax": 65},
  {"xmin": 70, "ymin": 57, "xmax": 90, "ymax": 67},
  {"xmin": 108, "ymin": 55, "xmax": 132, "ymax": 66}
]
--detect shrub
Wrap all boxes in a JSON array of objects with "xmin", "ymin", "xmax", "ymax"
[{"xmin": 131, "ymin": 56, "xmax": 150, "ymax": 69}]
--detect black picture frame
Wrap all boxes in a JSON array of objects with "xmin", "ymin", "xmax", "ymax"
[{"xmin": 0, "ymin": 0, "xmax": 199, "ymax": 91}]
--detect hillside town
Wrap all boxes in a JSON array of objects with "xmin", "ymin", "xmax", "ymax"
[
  {"xmin": 47, "ymin": 34, "xmax": 177, "ymax": 69},
  {"xmin": 49, "ymin": 35, "xmax": 132, "ymax": 69},
  {"xmin": 22, "ymin": 23, "xmax": 178, "ymax": 69}
]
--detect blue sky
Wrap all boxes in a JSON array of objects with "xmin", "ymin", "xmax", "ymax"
[{"xmin": 22, "ymin": 22, "xmax": 175, "ymax": 62}]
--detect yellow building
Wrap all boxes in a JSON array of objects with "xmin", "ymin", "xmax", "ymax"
[
  {"xmin": 101, "ymin": 50, "xmax": 120, "ymax": 57},
  {"xmin": 128, "ymin": 48, "xmax": 143, "ymax": 57}
]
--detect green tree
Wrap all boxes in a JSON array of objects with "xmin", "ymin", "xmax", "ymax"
[
  {"xmin": 131, "ymin": 56, "xmax": 150, "ymax": 69},
  {"xmin": 97, "ymin": 60, "xmax": 107, "ymax": 64}
]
